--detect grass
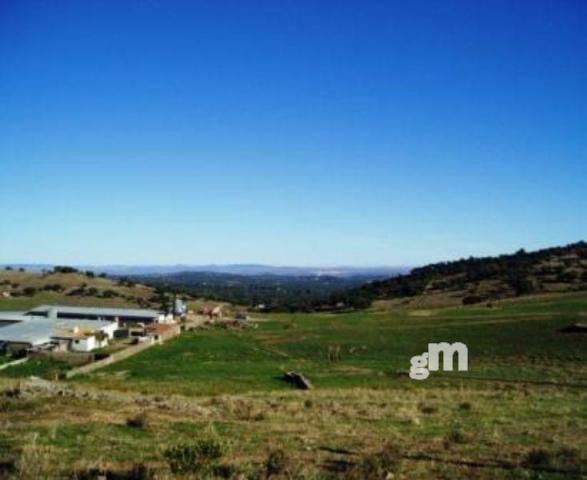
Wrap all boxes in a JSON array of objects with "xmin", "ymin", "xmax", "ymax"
[
  {"xmin": 0, "ymin": 383, "xmax": 584, "ymax": 479},
  {"xmin": 0, "ymin": 358, "xmax": 71, "ymax": 379},
  {"xmin": 0, "ymin": 291, "xmax": 146, "ymax": 311},
  {"xmin": 0, "ymin": 353, "xmax": 16, "ymax": 366},
  {"xmin": 0, "ymin": 291, "xmax": 585, "ymax": 478},
  {"xmin": 73, "ymin": 292, "xmax": 587, "ymax": 396},
  {"xmin": 0, "ymin": 270, "xmax": 155, "ymax": 311}
]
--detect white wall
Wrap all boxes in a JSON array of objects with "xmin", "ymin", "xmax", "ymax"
[
  {"xmin": 71, "ymin": 336, "xmax": 97, "ymax": 352},
  {"xmin": 158, "ymin": 313, "xmax": 175, "ymax": 324},
  {"xmin": 101, "ymin": 322, "xmax": 118, "ymax": 339}
]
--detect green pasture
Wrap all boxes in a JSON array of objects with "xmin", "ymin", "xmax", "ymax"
[{"xmin": 71, "ymin": 293, "xmax": 587, "ymax": 396}]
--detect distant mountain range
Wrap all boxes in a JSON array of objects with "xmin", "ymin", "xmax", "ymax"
[{"xmin": 1, "ymin": 263, "xmax": 409, "ymax": 278}]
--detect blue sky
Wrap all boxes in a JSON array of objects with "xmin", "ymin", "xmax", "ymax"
[{"xmin": 0, "ymin": 0, "xmax": 585, "ymax": 266}]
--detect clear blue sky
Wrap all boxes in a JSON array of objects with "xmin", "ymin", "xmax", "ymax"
[{"xmin": 0, "ymin": 1, "xmax": 585, "ymax": 266}]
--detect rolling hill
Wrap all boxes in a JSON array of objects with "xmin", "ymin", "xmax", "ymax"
[
  {"xmin": 0, "ymin": 267, "xmax": 160, "ymax": 311},
  {"xmin": 357, "ymin": 241, "xmax": 587, "ymax": 309}
]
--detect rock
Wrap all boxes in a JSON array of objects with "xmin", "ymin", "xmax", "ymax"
[
  {"xmin": 559, "ymin": 323, "xmax": 587, "ymax": 333},
  {"xmin": 283, "ymin": 371, "xmax": 313, "ymax": 390}
]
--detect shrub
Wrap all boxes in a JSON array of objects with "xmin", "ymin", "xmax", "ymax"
[
  {"xmin": 163, "ymin": 435, "xmax": 228, "ymax": 475},
  {"xmin": 126, "ymin": 412, "xmax": 149, "ymax": 430},
  {"xmin": 462, "ymin": 294, "xmax": 482, "ymax": 305},
  {"xmin": 22, "ymin": 287, "xmax": 37, "ymax": 297},
  {"xmin": 67, "ymin": 288, "xmax": 85, "ymax": 297},
  {"xmin": 43, "ymin": 284, "xmax": 64, "ymax": 292},
  {"xmin": 265, "ymin": 449, "xmax": 289, "ymax": 477},
  {"xmin": 418, "ymin": 403, "xmax": 438, "ymax": 414},
  {"xmin": 126, "ymin": 463, "xmax": 154, "ymax": 480},
  {"xmin": 446, "ymin": 426, "xmax": 467, "ymax": 444},
  {"xmin": 52, "ymin": 266, "xmax": 78, "ymax": 274},
  {"xmin": 555, "ymin": 447, "xmax": 583, "ymax": 473},
  {"xmin": 521, "ymin": 447, "xmax": 583, "ymax": 472},
  {"xmin": 0, "ymin": 397, "xmax": 35, "ymax": 413},
  {"xmin": 346, "ymin": 444, "xmax": 402, "ymax": 479},
  {"xmin": 522, "ymin": 448, "xmax": 551, "ymax": 468},
  {"xmin": 212, "ymin": 463, "xmax": 242, "ymax": 479}
]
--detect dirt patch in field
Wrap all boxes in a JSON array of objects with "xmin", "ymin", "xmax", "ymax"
[
  {"xmin": 333, "ymin": 366, "xmax": 375, "ymax": 376},
  {"xmin": 409, "ymin": 310, "xmax": 434, "ymax": 317}
]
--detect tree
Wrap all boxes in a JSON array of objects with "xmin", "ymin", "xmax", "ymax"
[
  {"xmin": 53, "ymin": 266, "xmax": 78, "ymax": 274},
  {"xmin": 22, "ymin": 287, "xmax": 37, "ymax": 297},
  {"xmin": 462, "ymin": 294, "xmax": 482, "ymax": 305},
  {"xmin": 101, "ymin": 289, "xmax": 119, "ymax": 298}
]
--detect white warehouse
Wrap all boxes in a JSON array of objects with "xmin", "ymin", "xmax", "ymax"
[{"xmin": 0, "ymin": 305, "xmax": 167, "ymax": 353}]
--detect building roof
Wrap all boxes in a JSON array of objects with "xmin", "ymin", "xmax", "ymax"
[
  {"xmin": 0, "ymin": 317, "xmax": 54, "ymax": 345},
  {"xmin": 0, "ymin": 312, "xmax": 30, "ymax": 323},
  {"xmin": 0, "ymin": 317, "xmax": 114, "ymax": 345},
  {"xmin": 27, "ymin": 305, "xmax": 162, "ymax": 319}
]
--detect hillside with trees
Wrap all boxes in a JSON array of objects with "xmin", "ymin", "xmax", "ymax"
[
  {"xmin": 0, "ymin": 266, "xmax": 163, "ymax": 310},
  {"xmin": 129, "ymin": 271, "xmax": 387, "ymax": 313},
  {"xmin": 355, "ymin": 241, "xmax": 587, "ymax": 308}
]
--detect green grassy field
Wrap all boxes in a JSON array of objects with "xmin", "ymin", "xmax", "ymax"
[
  {"xmin": 73, "ymin": 293, "xmax": 587, "ymax": 396},
  {"xmin": 0, "ymin": 292, "xmax": 585, "ymax": 479}
]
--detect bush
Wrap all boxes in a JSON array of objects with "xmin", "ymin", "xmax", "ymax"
[
  {"xmin": 446, "ymin": 426, "xmax": 467, "ymax": 444},
  {"xmin": 265, "ymin": 449, "xmax": 289, "ymax": 477},
  {"xmin": 52, "ymin": 266, "xmax": 78, "ymax": 274},
  {"xmin": 418, "ymin": 403, "xmax": 438, "ymax": 414},
  {"xmin": 462, "ymin": 294, "xmax": 482, "ymax": 305},
  {"xmin": 509, "ymin": 275, "xmax": 537, "ymax": 295},
  {"xmin": 346, "ymin": 444, "xmax": 402, "ymax": 479},
  {"xmin": 521, "ymin": 447, "xmax": 583, "ymax": 472},
  {"xmin": 522, "ymin": 448, "xmax": 551, "ymax": 468},
  {"xmin": 22, "ymin": 287, "xmax": 37, "ymax": 297},
  {"xmin": 126, "ymin": 412, "xmax": 149, "ymax": 430},
  {"xmin": 101, "ymin": 289, "xmax": 119, "ymax": 298},
  {"xmin": 163, "ymin": 436, "xmax": 228, "ymax": 475},
  {"xmin": 67, "ymin": 288, "xmax": 85, "ymax": 297},
  {"xmin": 211, "ymin": 463, "xmax": 242, "ymax": 479},
  {"xmin": 43, "ymin": 284, "xmax": 64, "ymax": 292}
]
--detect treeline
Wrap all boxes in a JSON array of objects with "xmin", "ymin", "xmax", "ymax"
[
  {"xmin": 131, "ymin": 272, "xmax": 386, "ymax": 313},
  {"xmin": 355, "ymin": 241, "xmax": 587, "ymax": 304}
]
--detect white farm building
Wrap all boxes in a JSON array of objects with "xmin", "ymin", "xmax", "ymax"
[
  {"xmin": 0, "ymin": 305, "xmax": 169, "ymax": 353},
  {"xmin": 27, "ymin": 305, "xmax": 173, "ymax": 324}
]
